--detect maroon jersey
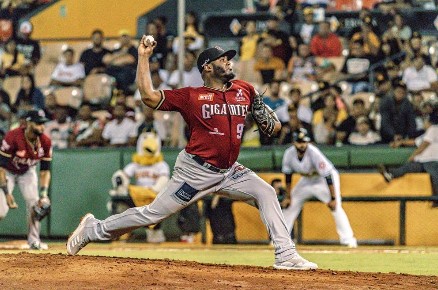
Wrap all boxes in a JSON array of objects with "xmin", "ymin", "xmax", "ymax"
[
  {"xmin": 158, "ymin": 79, "xmax": 255, "ymax": 169},
  {"xmin": 0, "ymin": 127, "xmax": 52, "ymax": 175}
]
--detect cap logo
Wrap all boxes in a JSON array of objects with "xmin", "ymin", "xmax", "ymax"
[
  {"xmin": 201, "ymin": 58, "xmax": 210, "ymax": 68},
  {"xmin": 214, "ymin": 46, "xmax": 224, "ymax": 52}
]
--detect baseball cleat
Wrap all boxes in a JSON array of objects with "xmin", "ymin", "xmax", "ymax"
[
  {"xmin": 273, "ymin": 253, "xmax": 318, "ymax": 270},
  {"xmin": 29, "ymin": 241, "xmax": 48, "ymax": 250},
  {"xmin": 67, "ymin": 213, "xmax": 94, "ymax": 255}
]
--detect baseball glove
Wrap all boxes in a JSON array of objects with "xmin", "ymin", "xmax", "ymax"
[
  {"xmin": 33, "ymin": 197, "xmax": 51, "ymax": 221},
  {"xmin": 251, "ymin": 91, "xmax": 279, "ymax": 137}
]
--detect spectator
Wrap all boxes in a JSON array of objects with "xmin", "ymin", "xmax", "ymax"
[
  {"xmin": 0, "ymin": 79, "xmax": 11, "ymax": 107},
  {"xmin": 350, "ymin": 15, "xmax": 381, "ymax": 56},
  {"xmin": 312, "ymin": 93, "xmax": 348, "ymax": 145},
  {"xmin": 286, "ymin": 34, "xmax": 303, "ymax": 59},
  {"xmin": 348, "ymin": 116, "xmax": 381, "ymax": 145},
  {"xmin": 402, "ymin": 55, "xmax": 438, "ymax": 92},
  {"xmin": 15, "ymin": 20, "xmax": 41, "ymax": 68},
  {"xmin": 368, "ymin": 96, "xmax": 381, "ymax": 132},
  {"xmin": 287, "ymin": 43, "xmax": 317, "ymax": 83},
  {"xmin": 286, "ymin": 87, "xmax": 313, "ymax": 124},
  {"xmin": 153, "ymin": 15, "xmax": 174, "ymax": 55},
  {"xmin": 382, "ymin": 13, "xmax": 411, "ymax": 45},
  {"xmin": 310, "ymin": 21, "xmax": 342, "ymax": 58},
  {"xmin": 379, "ymin": 80, "xmax": 416, "ymax": 143},
  {"xmin": 341, "ymin": 39, "xmax": 376, "ymax": 94},
  {"xmin": 136, "ymin": 105, "xmax": 161, "ymax": 138},
  {"xmin": 0, "ymin": 91, "xmax": 11, "ymax": 135},
  {"xmin": 13, "ymin": 73, "xmax": 45, "ymax": 114},
  {"xmin": 263, "ymin": 80, "xmax": 289, "ymax": 123},
  {"xmin": 0, "ymin": 0, "xmax": 26, "ymax": 42},
  {"xmin": 335, "ymin": 98, "xmax": 369, "ymax": 145},
  {"xmin": 43, "ymin": 106, "xmax": 72, "ymax": 149},
  {"xmin": 0, "ymin": 38, "xmax": 26, "ymax": 77},
  {"xmin": 50, "ymin": 47, "xmax": 85, "ymax": 87},
  {"xmin": 278, "ymin": 105, "xmax": 313, "ymax": 145},
  {"xmin": 254, "ymin": 43, "xmax": 286, "ymax": 84},
  {"xmin": 43, "ymin": 92, "xmax": 57, "ymax": 120},
  {"xmin": 294, "ymin": 7, "xmax": 316, "ymax": 44},
  {"xmin": 261, "ymin": 17, "xmax": 291, "ymax": 64},
  {"xmin": 167, "ymin": 50, "xmax": 203, "ymax": 88},
  {"xmin": 238, "ymin": 21, "xmax": 261, "ymax": 83},
  {"xmin": 103, "ymin": 29, "xmax": 138, "ymax": 94},
  {"xmin": 79, "ymin": 29, "xmax": 111, "ymax": 75},
  {"xmin": 145, "ymin": 21, "xmax": 167, "ymax": 68},
  {"xmin": 172, "ymin": 11, "xmax": 204, "ymax": 54},
  {"xmin": 402, "ymin": 32, "xmax": 433, "ymax": 68},
  {"xmin": 69, "ymin": 102, "xmax": 105, "ymax": 147},
  {"xmin": 102, "ymin": 104, "xmax": 137, "ymax": 147},
  {"xmin": 378, "ymin": 112, "xmax": 438, "ymax": 208}
]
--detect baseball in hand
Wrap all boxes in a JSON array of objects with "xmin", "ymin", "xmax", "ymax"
[{"xmin": 144, "ymin": 35, "xmax": 155, "ymax": 46}]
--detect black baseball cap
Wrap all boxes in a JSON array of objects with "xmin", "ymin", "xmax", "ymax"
[
  {"xmin": 197, "ymin": 46, "xmax": 236, "ymax": 73},
  {"xmin": 26, "ymin": 110, "xmax": 49, "ymax": 124},
  {"xmin": 293, "ymin": 128, "xmax": 311, "ymax": 143}
]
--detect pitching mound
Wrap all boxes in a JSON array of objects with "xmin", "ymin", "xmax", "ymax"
[{"xmin": 1, "ymin": 253, "xmax": 437, "ymax": 289}]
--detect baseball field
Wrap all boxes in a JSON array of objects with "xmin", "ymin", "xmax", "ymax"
[{"xmin": 0, "ymin": 241, "xmax": 437, "ymax": 289}]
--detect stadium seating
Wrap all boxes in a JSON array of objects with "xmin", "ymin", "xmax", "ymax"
[
  {"xmin": 83, "ymin": 73, "xmax": 115, "ymax": 106},
  {"xmin": 52, "ymin": 86, "xmax": 83, "ymax": 109}
]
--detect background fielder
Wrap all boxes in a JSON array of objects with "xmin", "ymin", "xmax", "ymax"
[
  {"xmin": 281, "ymin": 128, "xmax": 357, "ymax": 248},
  {"xmin": 0, "ymin": 110, "xmax": 52, "ymax": 250}
]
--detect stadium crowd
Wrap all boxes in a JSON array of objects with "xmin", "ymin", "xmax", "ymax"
[{"xmin": 0, "ymin": 0, "xmax": 435, "ymax": 151}]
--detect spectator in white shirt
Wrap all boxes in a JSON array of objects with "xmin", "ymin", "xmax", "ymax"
[
  {"xmin": 402, "ymin": 56, "xmax": 438, "ymax": 92},
  {"xmin": 348, "ymin": 116, "xmax": 381, "ymax": 145},
  {"xmin": 102, "ymin": 104, "xmax": 137, "ymax": 147},
  {"xmin": 167, "ymin": 50, "xmax": 203, "ymax": 88},
  {"xmin": 50, "ymin": 48, "xmax": 85, "ymax": 87}
]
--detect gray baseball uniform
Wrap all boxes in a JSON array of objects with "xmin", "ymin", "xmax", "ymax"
[
  {"xmin": 0, "ymin": 126, "xmax": 52, "ymax": 247},
  {"xmin": 282, "ymin": 143, "xmax": 357, "ymax": 247},
  {"xmin": 83, "ymin": 79, "xmax": 297, "ymax": 264}
]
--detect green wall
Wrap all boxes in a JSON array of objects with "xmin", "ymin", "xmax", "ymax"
[{"xmin": 0, "ymin": 145, "xmax": 414, "ymax": 238}]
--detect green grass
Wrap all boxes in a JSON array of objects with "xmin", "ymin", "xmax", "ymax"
[{"xmin": 2, "ymin": 243, "xmax": 438, "ymax": 276}]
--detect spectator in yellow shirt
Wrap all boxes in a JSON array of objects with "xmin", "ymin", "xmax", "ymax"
[{"xmin": 0, "ymin": 38, "xmax": 26, "ymax": 77}]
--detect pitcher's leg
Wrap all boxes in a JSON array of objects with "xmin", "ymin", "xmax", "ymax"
[
  {"xmin": 17, "ymin": 169, "xmax": 40, "ymax": 245},
  {"xmin": 89, "ymin": 177, "xmax": 210, "ymax": 241},
  {"xmin": 221, "ymin": 169, "xmax": 297, "ymax": 263},
  {"xmin": 88, "ymin": 150, "xmax": 224, "ymax": 241}
]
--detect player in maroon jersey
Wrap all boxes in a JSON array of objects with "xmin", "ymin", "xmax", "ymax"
[
  {"xmin": 67, "ymin": 36, "xmax": 317, "ymax": 270},
  {"xmin": 0, "ymin": 110, "xmax": 52, "ymax": 250}
]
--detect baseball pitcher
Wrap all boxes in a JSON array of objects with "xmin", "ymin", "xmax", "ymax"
[
  {"xmin": 0, "ymin": 110, "xmax": 52, "ymax": 250},
  {"xmin": 281, "ymin": 128, "xmax": 357, "ymax": 248},
  {"xmin": 67, "ymin": 35, "xmax": 317, "ymax": 270}
]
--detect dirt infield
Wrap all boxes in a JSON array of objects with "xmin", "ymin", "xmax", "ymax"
[{"xmin": 0, "ymin": 253, "xmax": 436, "ymax": 290}]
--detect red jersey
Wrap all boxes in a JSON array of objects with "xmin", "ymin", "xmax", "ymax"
[
  {"xmin": 0, "ymin": 127, "xmax": 52, "ymax": 175},
  {"xmin": 158, "ymin": 79, "xmax": 255, "ymax": 169}
]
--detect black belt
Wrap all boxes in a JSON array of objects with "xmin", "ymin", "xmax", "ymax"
[{"xmin": 191, "ymin": 155, "xmax": 229, "ymax": 173}]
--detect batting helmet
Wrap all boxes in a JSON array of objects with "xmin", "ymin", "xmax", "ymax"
[{"xmin": 293, "ymin": 128, "xmax": 311, "ymax": 143}]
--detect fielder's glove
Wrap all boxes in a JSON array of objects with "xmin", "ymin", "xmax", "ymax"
[
  {"xmin": 33, "ymin": 197, "xmax": 51, "ymax": 221},
  {"xmin": 251, "ymin": 91, "xmax": 279, "ymax": 137}
]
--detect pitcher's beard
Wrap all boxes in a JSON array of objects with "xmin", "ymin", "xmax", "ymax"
[{"xmin": 212, "ymin": 64, "xmax": 235, "ymax": 83}]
